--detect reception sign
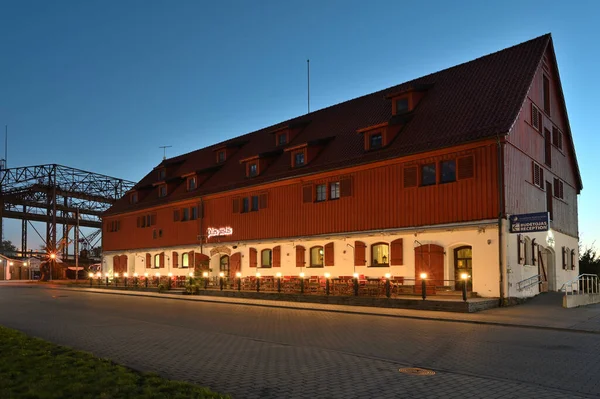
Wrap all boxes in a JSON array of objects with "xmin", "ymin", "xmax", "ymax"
[{"xmin": 509, "ymin": 212, "xmax": 549, "ymax": 233}]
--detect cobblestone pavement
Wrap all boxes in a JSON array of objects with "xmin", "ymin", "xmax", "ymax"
[{"xmin": 1, "ymin": 285, "xmax": 599, "ymax": 399}]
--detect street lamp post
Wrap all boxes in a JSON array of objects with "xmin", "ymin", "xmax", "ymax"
[
  {"xmin": 299, "ymin": 272, "xmax": 305, "ymax": 294},
  {"xmin": 276, "ymin": 272, "xmax": 282, "ymax": 293},
  {"xmin": 385, "ymin": 273, "xmax": 391, "ymax": 298},
  {"xmin": 353, "ymin": 272, "xmax": 359, "ymax": 296},
  {"xmin": 236, "ymin": 272, "xmax": 242, "ymax": 291},
  {"xmin": 420, "ymin": 273, "xmax": 428, "ymax": 301},
  {"xmin": 219, "ymin": 272, "xmax": 224, "ymax": 291},
  {"xmin": 461, "ymin": 273, "xmax": 469, "ymax": 302}
]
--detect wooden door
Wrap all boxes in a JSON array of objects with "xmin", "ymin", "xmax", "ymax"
[
  {"xmin": 414, "ymin": 244, "xmax": 444, "ymax": 292},
  {"xmin": 230, "ymin": 252, "xmax": 241, "ymax": 279}
]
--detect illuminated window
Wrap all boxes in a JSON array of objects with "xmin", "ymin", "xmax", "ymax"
[
  {"xmin": 371, "ymin": 243, "xmax": 389, "ymax": 266},
  {"xmin": 154, "ymin": 254, "xmax": 160, "ymax": 268},
  {"xmin": 310, "ymin": 246, "xmax": 324, "ymax": 267},
  {"xmin": 261, "ymin": 249, "xmax": 272, "ymax": 268},
  {"xmin": 182, "ymin": 253, "xmax": 189, "ymax": 268}
]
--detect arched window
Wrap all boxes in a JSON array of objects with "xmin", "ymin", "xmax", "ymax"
[
  {"xmin": 261, "ymin": 249, "xmax": 272, "ymax": 268},
  {"xmin": 310, "ymin": 246, "xmax": 324, "ymax": 267},
  {"xmin": 182, "ymin": 253, "xmax": 189, "ymax": 268},
  {"xmin": 524, "ymin": 237, "xmax": 531, "ymax": 265},
  {"xmin": 154, "ymin": 254, "xmax": 160, "ymax": 268},
  {"xmin": 371, "ymin": 243, "xmax": 389, "ymax": 266},
  {"xmin": 220, "ymin": 255, "xmax": 230, "ymax": 272}
]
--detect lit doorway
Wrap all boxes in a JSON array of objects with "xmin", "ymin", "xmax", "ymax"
[{"xmin": 454, "ymin": 246, "xmax": 472, "ymax": 291}]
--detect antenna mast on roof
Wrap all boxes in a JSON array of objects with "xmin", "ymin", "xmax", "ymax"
[
  {"xmin": 307, "ymin": 59, "xmax": 310, "ymax": 114},
  {"xmin": 1, "ymin": 125, "xmax": 7, "ymax": 170},
  {"xmin": 159, "ymin": 145, "xmax": 172, "ymax": 160}
]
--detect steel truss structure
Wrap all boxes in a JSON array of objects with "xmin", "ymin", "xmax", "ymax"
[{"xmin": 0, "ymin": 164, "xmax": 135, "ymax": 259}]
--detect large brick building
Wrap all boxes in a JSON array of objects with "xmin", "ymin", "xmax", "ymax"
[{"xmin": 103, "ymin": 34, "xmax": 582, "ymax": 300}]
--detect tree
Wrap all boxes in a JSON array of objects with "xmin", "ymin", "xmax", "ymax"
[
  {"xmin": 0, "ymin": 240, "xmax": 18, "ymax": 255},
  {"xmin": 579, "ymin": 244, "xmax": 600, "ymax": 277}
]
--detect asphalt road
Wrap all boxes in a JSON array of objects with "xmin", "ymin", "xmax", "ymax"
[{"xmin": 0, "ymin": 285, "xmax": 598, "ymax": 399}]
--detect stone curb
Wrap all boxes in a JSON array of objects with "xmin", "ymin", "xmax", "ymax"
[{"xmin": 43, "ymin": 285, "xmax": 600, "ymax": 335}]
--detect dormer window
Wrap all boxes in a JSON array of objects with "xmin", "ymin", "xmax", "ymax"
[
  {"xmin": 277, "ymin": 132, "xmax": 288, "ymax": 146},
  {"xmin": 130, "ymin": 192, "xmax": 138, "ymax": 204},
  {"xmin": 217, "ymin": 150, "xmax": 226, "ymax": 163},
  {"xmin": 249, "ymin": 163, "xmax": 258, "ymax": 177},
  {"xmin": 369, "ymin": 132, "xmax": 383, "ymax": 150},
  {"xmin": 294, "ymin": 151, "xmax": 305, "ymax": 167},
  {"xmin": 395, "ymin": 98, "xmax": 409, "ymax": 114},
  {"xmin": 187, "ymin": 176, "xmax": 197, "ymax": 191},
  {"xmin": 158, "ymin": 185, "xmax": 167, "ymax": 197},
  {"xmin": 157, "ymin": 168, "xmax": 166, "ymax": 181}
]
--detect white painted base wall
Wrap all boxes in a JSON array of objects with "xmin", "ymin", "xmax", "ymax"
[
  {"xmin": 103, "ymin": 222, "xmax": 503, "ymax": 297},
  {"xmin": 506, "ymin": 227, "xmax": 579, "ymax": 299}
]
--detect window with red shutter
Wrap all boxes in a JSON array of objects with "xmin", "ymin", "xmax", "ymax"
[
  {"xmin": 403, "ymin": 166, "xmax": 417, "ymax": 188},
  {"xmin": 354, "ymin": 241, "xmax": 366, "ymax": 267},
  {"xmin": 249, "ymin": 248, "xmax": 257, "ymax": 268},
  {"xmin": 324, "ymin": 243, "xmax": 334, "ymax": 266},
  {"xmin": 272, "ymin": 246, "xmax": 281, "ymax": 267},
  {"xmin": 172, "ymin": 252, "xmax": 179, "ymax": 268},
  {"xmin": 531, "ymin": 104, "xmax": 541, "ymax": 131},
  {"xmin": 302, "ymin": 185, "xmax": 313, "ymax": 203},
  {"xmin": 146, "ymin": 253, "xmax": 151, "ymax": 269},
  {"xmin": 544, "ymin": 128, "xmax": 552, "ymax": 167},
  {"xmin": 340, "ymin": 177, "xmax": 353, "ymax": 197},
  {"xmin": 390, "ymin": 238, "xmax": 403, "ymax": 265},
  {"xmin": 457, "ymin": 156, "xmax": 474, "ymax": 180},
  {"xmin": 259, "ymin": 193, "xmax": 268, "ymax": 209},
  {"xmin": 296, "ymin": 246, "xmax": 305, "ymax": 267},
  {"xmin": 159, "ymin": 252, "xmax": 165, "ymax": 268}
]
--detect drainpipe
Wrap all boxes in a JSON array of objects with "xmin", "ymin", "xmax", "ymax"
[{"xmin": 497, "ymin": 133, "xmax": 506, "ymax": 305}]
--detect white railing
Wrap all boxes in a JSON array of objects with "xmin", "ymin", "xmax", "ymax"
[
  {"xmin": 517, "ymin": 274, "xmax": 542, "ymax": 291},
  {"xmin": 562, "ymin": 274, "xmax": 600, "ymax": 296}
]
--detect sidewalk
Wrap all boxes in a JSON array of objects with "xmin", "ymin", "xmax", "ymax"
[{"xmin": 46, "ymin": 284, "xmax": 600, "ymax": 334}]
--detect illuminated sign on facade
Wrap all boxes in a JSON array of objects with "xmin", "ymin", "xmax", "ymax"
[{"xmin": 207, "ymin": 227, "xmax": 233, "ymax": 239}]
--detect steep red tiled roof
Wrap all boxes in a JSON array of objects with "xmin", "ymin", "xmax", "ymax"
[{"xmin": 106, "ymin": 34, "xmax": 552, "ymax": 215}]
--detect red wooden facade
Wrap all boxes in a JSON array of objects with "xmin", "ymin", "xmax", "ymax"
[{"xmin": 103, "ymin": 140, "xmax": 501, "ymax": 251}]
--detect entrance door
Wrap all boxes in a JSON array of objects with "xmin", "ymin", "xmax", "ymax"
[
  {"xmin": 230, "ymin": 253, "xmax": 241, "ymax": 279},
  {"xmin": 454, "ymin": 246, "xmax": 472, "ymax": 291},
  {"xmin": 415, "ymin": 244, "xmax": 444, "ymax": 292},
  {"xmin": 220, "ymin": 255, "xmax": 230, "ymax": 277}
]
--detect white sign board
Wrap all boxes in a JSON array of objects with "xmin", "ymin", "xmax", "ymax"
[{"xmin": 207, "ymin": 226, "xmax": 233, "ymax": 239}]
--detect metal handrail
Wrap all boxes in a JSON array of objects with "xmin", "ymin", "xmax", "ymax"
[
  {"xmin": 562, "ymin": 274, "xmax": 600, "ymax": 296},
  {"xmin": 516, "ymin": 274, "xmax": 542, "ymax": 291}
]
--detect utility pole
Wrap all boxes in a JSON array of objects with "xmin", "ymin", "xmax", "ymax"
[
  {"xmin": 307, "ymin": 59, "xmax": 310, "ymax": 114},
  {"xmin": 75, "ymin": 208, "xmax": 79, "ymax": 282}
]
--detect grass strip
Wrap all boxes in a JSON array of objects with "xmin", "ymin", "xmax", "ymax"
[{"xmin": 0, "ymin": 326, "xmax": 229, "ymax": 399}]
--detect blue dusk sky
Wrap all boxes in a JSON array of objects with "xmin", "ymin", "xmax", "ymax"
[{"xmin": 0, "ymin": 0, "xmax": 598, "ymax": 251}]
